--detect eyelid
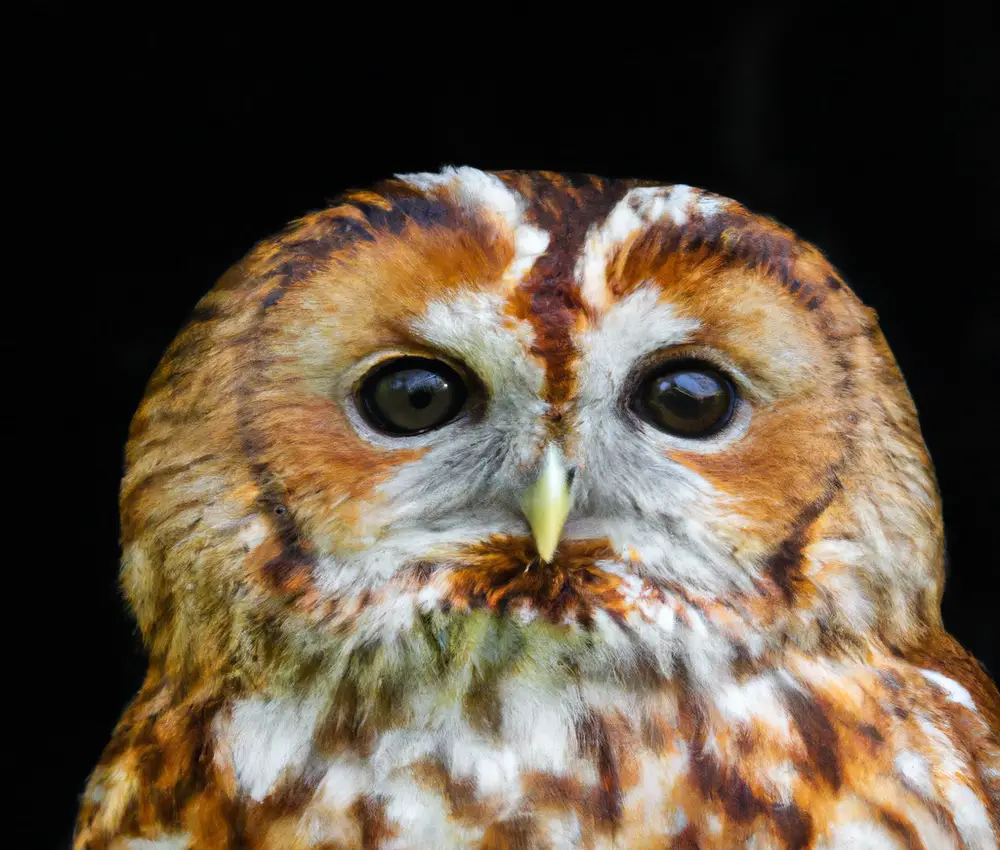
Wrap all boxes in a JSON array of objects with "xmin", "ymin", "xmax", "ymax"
[
  {"xmin": 630, "ymin": 345, "xmax": 766, "ymax": 405},
  {"xmin": 343, "ymin": 348, "xmax": 477, "ymax": 397}
]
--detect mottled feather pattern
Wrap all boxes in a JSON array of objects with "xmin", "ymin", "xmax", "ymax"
[{"xmin": 77, "ymin": 168, "xmax": 999, "ymax": 848}]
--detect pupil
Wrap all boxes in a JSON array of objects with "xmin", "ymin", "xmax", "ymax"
[{"xmin": 410, "ymin": 388, "xmax": 433, "ymax": 409}]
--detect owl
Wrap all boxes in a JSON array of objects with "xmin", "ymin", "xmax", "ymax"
[{"xmin": 75, "ymin": 168, "xmax": 999, "ymax": 849}]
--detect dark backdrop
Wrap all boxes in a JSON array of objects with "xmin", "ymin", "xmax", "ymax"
[{"xmin": 27, "ymin": 5, "xmax": 997, "ymax": 846}]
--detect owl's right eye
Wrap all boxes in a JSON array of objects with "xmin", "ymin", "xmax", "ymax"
[{"xmin": 358, "ymin": 357, "xmax": 469, "ymax": 435}]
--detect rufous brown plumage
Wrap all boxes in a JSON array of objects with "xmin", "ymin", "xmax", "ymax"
[{"xmin": 75, "ymin": 168, "xmax": 999, "ymax": 849}]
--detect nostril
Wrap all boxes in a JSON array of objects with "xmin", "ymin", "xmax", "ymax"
[{"xmin": 566, "ymin": 467, "xmax": 577, "ymax": 487}]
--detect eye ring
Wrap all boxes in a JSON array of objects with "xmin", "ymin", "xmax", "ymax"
[
  {"xmin": 630, "ymin": 359, "xmax": 737, "ymax": 438},
  {"xmin": 357, "ymin": 356, "xmax": 469, "ymax": 436}
]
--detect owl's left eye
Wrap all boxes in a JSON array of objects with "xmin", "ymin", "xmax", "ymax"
[
  {"xmin": 358, "ymin": 357, "xmax": 469, "ymax": 435},
  {"xmin": 631, "ymin": 361, "xmax": 737, "ymax": 437}
]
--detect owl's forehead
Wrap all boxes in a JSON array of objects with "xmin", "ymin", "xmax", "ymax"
[{"xmin": 252, "ymin": 167, "xmax": 855, "ymax": 399}]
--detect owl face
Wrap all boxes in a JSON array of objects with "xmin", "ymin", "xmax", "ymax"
[{"xmin": 122, "ymin": 167, "xmax": 943, "ymax": 693}]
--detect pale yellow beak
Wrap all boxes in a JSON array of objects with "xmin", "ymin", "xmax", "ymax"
[{"xmin": 520, "ymin": 444, "xmax": 571, "ymax": 563}]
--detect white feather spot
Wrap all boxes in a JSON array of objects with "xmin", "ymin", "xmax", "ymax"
[
  {"xmin": 505, "ymin": 222, "xmax": 550, "ymax": 287},
  {"xmin": 316, "ymin": 757, "xmax": 373, "ymax": 809},
  {"xmin": 123, "ymin": 836, "xmax": 192, "ymax": 850},
  {"xmin": 662, "ymin": 184, "xmax": 694, "ymax": 226},
  {"xmin": 237, "ymin": 517, "xmax": 268, "ymax": 552},
  {"xmin": 895, "ymin": 749, "xmax": 935, "ymax": 797},
  {"xmin": 920, "ymin": 669, "xmax": 979, "ymax": 713},
  {"xmin": 501, "ymin": 678, "xmax": 578, "ymax": 776},
  {"xmin": 945, "ymin": 782, "xmax": 996, "ymax": 850},
  {"xmin": 215, "ymin": 697, "xmax": 323, "ymax": 802},
  {"xmin": 821, "ymin": 819, "xmax": 908, "ymax": 849},
  {"xmin": 715, "ymin": 675, "xmax": 790, "ymax": 738}
]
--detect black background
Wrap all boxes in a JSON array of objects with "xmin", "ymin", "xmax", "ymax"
[{"xmin": 25, "ymin": 5, "xmax": 997, "ymax": 846}]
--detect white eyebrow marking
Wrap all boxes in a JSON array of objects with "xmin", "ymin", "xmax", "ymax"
[
  {"xmin": 397, "ymin": 166, "xmax": 520, "ymax": 226},
  {"xmin": 574, "ymin": 284, "xmax": 700, "ymax": 393},
  {"xmin": 410, "ymin": 290, "xmax": 545, "ymax": 398},
  {"xmin": 575, "ymin": 184, "xmax": 728, "ymax": 314},
  {"xmin": 396, "ymin": 165, "xmax": 550, "ymax": 290}
]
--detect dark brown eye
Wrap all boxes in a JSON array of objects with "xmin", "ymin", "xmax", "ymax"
[
  {"xmin": 632, "ymin": 363, "xmax": 736, "ymax": 437},
  {"xmin": 359, "ymin": 357, "xmax": 468, "ymax": 435}
]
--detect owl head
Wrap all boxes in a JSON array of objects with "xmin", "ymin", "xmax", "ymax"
[{"xmin": 121, "ymin": 168, "xmax": 942, "ymax": 702}]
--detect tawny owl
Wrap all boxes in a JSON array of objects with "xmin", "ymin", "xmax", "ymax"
[{"xmin": 75, "ymin": 168, "xmax": 999, "ymax": 849}]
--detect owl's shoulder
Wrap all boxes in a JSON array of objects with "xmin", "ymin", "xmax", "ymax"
[{"xmin": 896, "ymin": 630, "xmax": 1000, "ymax": 734}]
